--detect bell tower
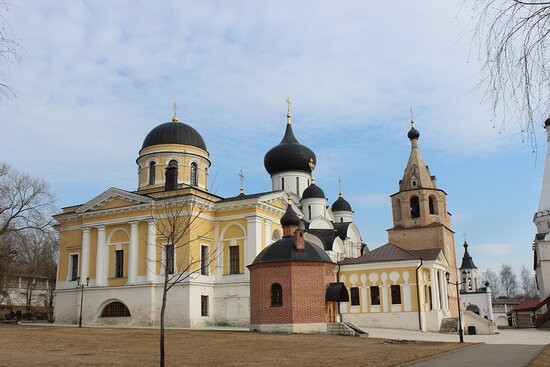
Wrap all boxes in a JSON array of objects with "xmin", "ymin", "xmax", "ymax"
[{"xmin": 387, "ymin": 120, "xmax": 457, "ymax": 269}]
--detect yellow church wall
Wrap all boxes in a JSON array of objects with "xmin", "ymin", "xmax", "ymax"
[
  {"xmin": 339, "ymin": 265, "xmax": 426, "ymax": 313},
  {"xmin": 58, "ymin": 229, "xmax": 81, "ymax": 282}
]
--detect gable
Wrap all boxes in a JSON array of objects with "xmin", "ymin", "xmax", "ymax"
[
  {"xmin": 96, "ymin": 198, "xmax": 136, "ymax": 210},
  {"xmin": 76, "ymin": 187, "xmax": 153, "ymax": 213}
]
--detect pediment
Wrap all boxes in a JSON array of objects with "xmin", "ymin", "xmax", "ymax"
[{"xmin": 76, "ymin": 187, "xmax": 153, "ymax": 213}]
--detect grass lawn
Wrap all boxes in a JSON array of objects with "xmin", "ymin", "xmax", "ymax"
[
  {"xmin": 0, "ymin": 324, "xmax": 467, "ymax": 366},
  {"xmin": 528, "ymin": 344, "xmax": 550, "ymax": 367}
]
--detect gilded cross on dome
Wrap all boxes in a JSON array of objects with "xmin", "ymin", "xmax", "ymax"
[
  {"xmin": 172, "ymin": 103, "xmax": 179, "ymax": 123},
  {"xmin": 410, "ymin": 106, "xmax": 414, "ymax": 128},
  {"xmin": 239, "ymin": 169, "xmax": 245, "ymax": 194},
  {"xmin": 338, "ymin": 176, "xmax": 342, "ymax": 197},
  {"xmin": 309, "ymin": 158, "xmax": 316, "ymax": 183},
  {"xmin": 286, "ymin": 97, "xmax": 292, "ymax": 124}
]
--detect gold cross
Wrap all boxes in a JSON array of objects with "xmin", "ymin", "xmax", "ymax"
[
  {"xmin": 338, "ymin": 176, "xmax": 342, "ymax": 197},
  {"xmin": 286, "ymin": 97, "xmax": 292, "ymax": 124},
  {"xmin": 172, "ymin": 103, "xmax": 179, "ymax": 122},
  {"xmin": 462, "ymin": 232, "xmax": 468, "ymax": 243},
  {"xmin": 309, "ymin": 158, "xmax": 316, "ymax": 183},
  {"xmin": 239, "ymin": 169, "xmax": 245, "ymax": 194},
  {"xmin": 410, "ymin": 106, "xmax": 414, "ymax": 128}
]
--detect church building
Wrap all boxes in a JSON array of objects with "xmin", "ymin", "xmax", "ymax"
[
  {"xmin": 54, "ymin": 101, "xmax": 463, "ymax": 333},
  {"xmin": 53, "ymin": 102, "xmax": 364, "ymax": 327}
]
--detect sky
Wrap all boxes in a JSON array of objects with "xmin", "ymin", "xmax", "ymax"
[{"xmin": 0, "ymin": 1, "xmax": 545, "ymax": 278}]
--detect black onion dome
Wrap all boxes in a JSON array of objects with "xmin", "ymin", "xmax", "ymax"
[
  {"xmin": 302, "ymin": 183, "xmax": 325, "ymax": 200},
  {"xmin": 142, "ymin": 122, "xmax": 207, "ymax": 151},
  {"xmin": 280, "ymin": 204, "xmax": 301, "ymax": 226},
  {"xmin": 459, "ymin": 241, "xmax": 477, "ymax": 270},
  {"xmin": 264, "ymin": 124, "xmax": 316, "ymax": 175},
  {"xmin": 251, "ymin": 237, "xmax": 332, "ymax": 264},
  {"xmin": 408, "ymin": 126, "xmax": 420, "ymax": 140},
  {"xmin": 331, "ymin": 196, "xmax": 352, "ymax": 212},
  {"xmin": 545, "ymin": 117, "xmax": 550, "ymax": 127}
]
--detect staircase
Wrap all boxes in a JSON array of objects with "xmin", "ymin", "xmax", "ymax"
[
  {"xmin": 439, "ymin": 317, "xmax": 458, "ymax": 334},
  {"xmin": 327, "ymin": 322, "xmax": 359, "ymax": 336},
  {"xmin": 343, "ymin": 321, "xmax": 369, "ymax": 337}
]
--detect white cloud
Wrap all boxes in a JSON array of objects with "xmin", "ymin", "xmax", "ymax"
[{"xmin": 474, "ymin": 243, "xmax": 512, "ymax": 255}]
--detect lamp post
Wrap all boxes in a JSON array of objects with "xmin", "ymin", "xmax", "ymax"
[
  {"xmin": 76, "ymin": 276, "xmax": 90, "ymax": 328},
  {"xmin": 445, "ymin": 271, "xmax": 464, "ymax": 343}
]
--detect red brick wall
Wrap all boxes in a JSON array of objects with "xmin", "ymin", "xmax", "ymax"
[{"xmin": 249, "ymin": 261, "xmax": 336, "ymax": 325}]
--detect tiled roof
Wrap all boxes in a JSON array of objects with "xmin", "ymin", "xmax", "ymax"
[
  {"xmin": 509, "ymin": 298, "xmax": 541, "ymax": 313},
  {"xmin": 340, "ymin": 243, "xmax": 441, "ymax": 265}
]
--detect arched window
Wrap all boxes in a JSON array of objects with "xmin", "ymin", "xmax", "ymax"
[
  {"xmin": 429, "ymin": 195, "xmax": 438, "ymax": 215},
  {"xmin": 100, "ymin": 301, "xmax": 131, "ymax": 317},
  {"xmin": 271, "ymin": 283, "xmax": 282, "ymax": 307},
  {"xmin": 149, "ymin": 162, "xmax": 156, "ymax": 185},
  {"xmin": 395, "ymin": 199, "xmax": 402, "ymax": 221},
  {"xmin": 410, "ymin": 196, "xmax": 420, "ymax": 218},
  {"xmin": 190, "ymin": 162, "xmax": 198, "ymax": 186},
  {"xmin": 165, "ymin": 160, "xmax": 179, "ymax": 191}
]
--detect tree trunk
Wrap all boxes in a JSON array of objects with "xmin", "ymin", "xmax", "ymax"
[{"xmin": 160, "ymin": 271, "xmax": 168, "ymax": 367}]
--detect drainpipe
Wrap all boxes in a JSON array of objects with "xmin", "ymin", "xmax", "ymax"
[
  {"xmin": 337, "ymin": 263, "xmax": 342, "ymax": 322},
  {"xmin": 416, "ymin": 259, "xmax": 423, "ymax": 331}
]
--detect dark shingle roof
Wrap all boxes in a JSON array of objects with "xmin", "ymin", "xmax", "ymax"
[
  {"xmin": 251, "ymin": 237, "xmax": 332, "ymax": 265},
  {"xmin": 142, "ymin": 121, "xmax": 207, "ymax": 151},
  {"xmin": 331, "ymin": 196, "xmax": 352, "ymax": 212},
  {"xmin": 333, "ymin": 222, "xmax": 351, "ymax": 241},
  {"xmin": 340, "ymin": 243, "xmax": 440, "ymax": 265},
  {"xmin": 280, "ymin": 204, "xmax": 301, "ymax": 226},
  {"xmin": 302, "ymin": 183, "xmax": 325, "ymax": 199},
  {"xmin": 459, "ymin": 241, "xmax": 477, "ymax": 269},
  {"xmin": 220, "ymin": 190, "xmax": 279, "ymax": 203},
  {"xmin": 307, "ymin": 228, "xmax": 338, "ymax": 251}
]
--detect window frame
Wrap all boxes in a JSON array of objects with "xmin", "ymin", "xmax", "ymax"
[
  {"xmin": 114, "ymin": 249, "xmax": 124, "ymax": 278},
  {"xmin": 200, "ymin": 244, "xmax": 209, "ymax": 276},
  {"xmin": 271, "ymin": 283, "xmax": 283, "ymax": 307},
  {"xmin": 190, "ymin": 162, "xmax": 198, "ymax": 186},
  {"xmin": 229, "ymin": 245, "xmax": 240, "ymax": 274},
  {"xmin": 390, "ymin": 284, "xmax": 402, "ymax": 305},
  {"xmin": 148, "ymin": 161, "xmax": 156, "ymax": 185},
  {"xmin": 69, "ymin": 253, "xmax": 79, "ymax": 281},
  {"xmin": 350, "ymin": 287, "xmax": 360, "ymax": 306},
  {"xmin": 165, "ymin": 244, "xmax": 175, "ymax": 275},
  {"xmin": 370, "ymin": 286, "xmax": 380, "ymax": 305},
  {"xmin": 100, "ymin": 301, "xmax": 131, "ymax": 318},
  {"xmin": 201, "ymin": 295, "xmax": 209, "ymax": 316},
  {"xmin": 410, "ymin": 195, "xmax": 420, "ymax": 218}
]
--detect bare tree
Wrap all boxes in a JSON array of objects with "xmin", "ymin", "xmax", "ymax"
[
  {"xmin": 39, "ymin": 231, "xmax": 58, "ymax": 322},
  {"xmin": 150, "ymin": 193, "xmax": 219, "ymax": 367},
  {"xmin": 520, "ymin": 265, "xmax": 537, "ymax": 298},
  {"xmin": 0, "ymin": 162, "xmax": 55, "ymax": 238},
  {"xmin": 481, "ymin": 268, "xmax": 502, "ymax": 297},
  {"xmin": 468, "ymin": 0, "xmax": 550, "ymax": 151},
  {"xmin": 500, "ymin": 264, "xmax": 519, "ymax": 298},
  {"xmin": 0, "ymin": 231, "xmax": 17, "ymax": 308},
  {"xmin": 0, "ymin": 1, "xmax": 23, "ymax": 107}
]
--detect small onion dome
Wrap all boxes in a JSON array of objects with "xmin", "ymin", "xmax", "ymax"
[
  {"xmin": 251, "ymin": 237, "xmax": 332, "ymax": 264},
  {"xmin": 545, "ymin": 117, "xmax": 550, "ymax": 127},
  {"xmin": 408, "ymin": 126, "xmax": 420, "ymax": 140},
  {"xmin": 331, "ymin": 195, "xmax": 352, "ymax": 212},
  {"xmin": 280, "ymin": 204, "xmax": 301, "ymax": 227},
  {"xmin": 302, "ymin": 183, "xmax": 326, "ymax": 200},
  {"xmin": 264, "ymin": 124, "xmax": 316, "ymax": 175},
  {"xmin": 142, "ymin": 121, "xmax": 207, "ymax": 151}
]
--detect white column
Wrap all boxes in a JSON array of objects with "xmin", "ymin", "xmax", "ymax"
[
  {"xmin": 438, "ymin": 270, "xmax": 446, "ymax": 310},
  {"xmin": 443, "ymin": 270, "xmax": 449, "ymax": 310},
  {"xmin": 95, "ymin": 225, "xmax": 106, "ymax": 286},
  {"xmin": 430, "ymin": 268, "xmax": 440, "ymax": 310},
  {"xmin": 128, "ymin": 221, "xmax": 139, "ymax": 284},
  {"xmin": 361, "ymin": 286, "xmax": 368, "ymax": 312},
  {"xmin": 245, "ymin": 216, "xmax": 262, "ymax": 278},
  {"xmin": 146, "ymin": 220, "xmax": 156, "ymax": 283},
  {"xmin": 381, "ymin": 285, "xmax": 389, "ymax": 312},
  {"xmin": 81, "ymin": 227, "xmax": 90, "ymax": 280},
  {"xmin": 214, "ymin": 221, "xmax": 222, "ymax": 280},
  {"xmin": 264, "ymin": 219, "xmax": 271, "ymax": 249}
]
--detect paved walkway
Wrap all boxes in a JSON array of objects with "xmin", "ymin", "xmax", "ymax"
[
  {"xmin": 366, "ymin": 327, "xmax": 550, "ymax": 345},
  {"xmin": 405, "ymin": 344, "xmax": 545, "ymax": 367}
]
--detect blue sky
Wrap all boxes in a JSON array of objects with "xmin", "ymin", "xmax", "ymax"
[{"xmin": 0, "ymin": 1, "xmax": 544, "ymax": 277}]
